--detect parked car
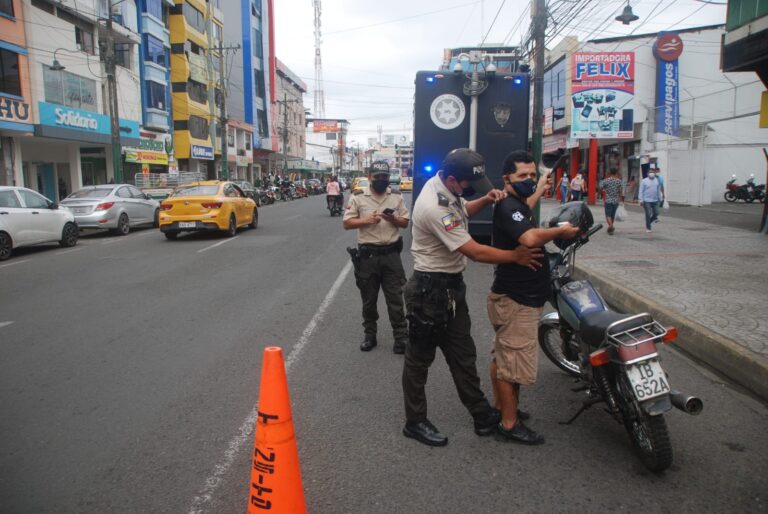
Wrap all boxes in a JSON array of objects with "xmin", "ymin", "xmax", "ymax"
[
  {"xmin": 158, "ymin": 181, "xmax": 258, "ymax": 240},
  {"xmin": 60, "ymin": 184, "xmax": 160, "ymax": 235},
  {"xmin": 0, "ymin": 186, "xmax": 78, "ymax": 261},
  {"xmin": 235, "ymin": 181, "xmax": 259, "ymax": 205},
  {"xmin": 351, "ymin": 177, "xmax": 369, "ymax": 194},
  {"xmin": 305, "ymin": 179, "xmax": 323, "ymax": 195},
  {"xmin": 400, "ymin": 177, "xmax": 413, "ymax": 192}
]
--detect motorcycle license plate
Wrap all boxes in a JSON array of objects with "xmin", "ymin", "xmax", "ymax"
[
  {"xmin": 626, "ymin": 359, "xmax": 670, "ymax": 401},
  {"xmin": 178, "ymin": 222, "xmax": 196, "ymax": 229}
]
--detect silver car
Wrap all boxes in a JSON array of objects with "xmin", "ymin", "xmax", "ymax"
[{"xmin": 60, "ymin": 185, "xmax": 160, "ymax": 235}]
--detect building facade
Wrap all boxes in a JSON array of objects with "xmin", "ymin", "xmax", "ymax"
[{"xmin": 274, "ymin": 58, "xmax": 306, "ymax": 174}]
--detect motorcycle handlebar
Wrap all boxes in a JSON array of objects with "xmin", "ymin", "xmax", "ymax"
[{"xmin": 584, "ymin": 223, "xmax": 603, "ymax": 238}]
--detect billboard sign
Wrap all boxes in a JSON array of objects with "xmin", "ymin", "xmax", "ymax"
[
  {"xmin": 654, "ymin": 33, "xmax": 683, "ymax": 137},
  {"xmin": 570, "ymin": 52, "xmax": 635, "ymax": 139},
  {"xmin": 312, "ymin": 119, "xmax": 339, "ymax": 133}
]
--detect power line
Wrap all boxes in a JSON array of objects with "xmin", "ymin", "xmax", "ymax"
[{"xmin": 480, "ymin": 0, "xmax": 507, "ymax": 46}]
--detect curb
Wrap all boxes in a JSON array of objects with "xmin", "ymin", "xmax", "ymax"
[{"xmin": 574, "ymin": 264, "xmax": 768, "ymax": 401}]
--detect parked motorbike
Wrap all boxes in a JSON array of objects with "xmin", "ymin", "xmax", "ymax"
[
  {"xmin": 724, "ymin": 175, "xmax": 753, "ymax": 203},
  {"xmin": 256, "ymin": 187, "xmax": 275, "ymax": 205},
  {"xmin": 746, "ymin": 175, "xmax": 766, "ymax": 203},
  {"xmin": 327, "ymin": 193, "xmax": 343, "ymax": 217},
  {"xmin": 538, "ymin": 203, "xmax": 702, "ymax": 472}
]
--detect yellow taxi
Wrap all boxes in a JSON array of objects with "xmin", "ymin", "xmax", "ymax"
[
  {"xmin": 400, "ymin": 177, "xmax": 413, "ymax": 192},
  {"xmin": 351, "ymin": 177, "xmax": 369, "ymax": 194},
  {"xmin": 159, "ymin": 181, "xmax": 257, "ymax": 240}
]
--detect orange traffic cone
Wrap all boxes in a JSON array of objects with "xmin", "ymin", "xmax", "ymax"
[{"xmin": 247, "ymin": 347, "xmax": 307, "ymax": 513}]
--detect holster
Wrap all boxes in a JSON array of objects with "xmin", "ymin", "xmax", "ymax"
[{"xmin": 346, "ymin": 247, "xmax": 361, "ymax": 273}]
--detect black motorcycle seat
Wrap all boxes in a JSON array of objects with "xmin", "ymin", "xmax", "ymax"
[{"xmin": 580, "ymin": 311, "xmax": 652, "ymax": 346}]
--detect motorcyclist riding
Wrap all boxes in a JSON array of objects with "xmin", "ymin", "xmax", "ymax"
[{"xmin": 326, "ymin": 175, "xmax": 343, "ymax": 213}]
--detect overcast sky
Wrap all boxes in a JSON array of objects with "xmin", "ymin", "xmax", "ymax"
[{"xmin": 273, "ymin": 0, "xmax": 728, "ymax": 147}]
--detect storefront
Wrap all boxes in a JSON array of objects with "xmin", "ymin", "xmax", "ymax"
[{"xmin": 122, "ymin": 130, "xmax": 174, "ymax": 182}]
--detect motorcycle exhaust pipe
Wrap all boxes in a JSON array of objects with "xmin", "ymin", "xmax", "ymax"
[{"xmin": 670, "ymin": 390, "xmax": 703, "ymax": 415}]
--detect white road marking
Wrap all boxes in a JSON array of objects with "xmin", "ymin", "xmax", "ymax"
[
  {"xmin": 197, "ymin": 236, "xmax": 239, "ymax": 254},
  {"xmin": 0, "ymin": 321, "xmax": 13, "ymax": 329},
  {"xmin": 57, "ymin": 248, "xmax": 82, "ymax": 256},
  {"xmin": 101, "ymin": 238, "xmax": 122, "ymax": 245},
  {"xmin": 284, "ymin": 214, "xmax": 301, "ymax": 221},
  {"xmin": 188, "ymin": 260, "xmax": 354, "ymax": 514},
  {"xmin": 0, "ymin": 259, "xmax": 30, "ymax": 269}
]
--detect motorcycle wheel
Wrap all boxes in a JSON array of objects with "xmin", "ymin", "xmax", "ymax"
[
  {"xmin": 724, "ymin": 191, "xmax": 736, "ymax": 202},
  {"xmin": 617, "ymin": 375, "xmax": 673, "ymax": 472},
  {"xmin": 538, "ymin": 323, "xmax": 580, "ymax": 378},
  {"xmin": 745, "ymin": 195, "xmax": 755, "ymax": 203}
]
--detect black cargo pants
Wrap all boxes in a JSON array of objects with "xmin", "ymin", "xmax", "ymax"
[
  {"xmin": 354, "ymin": 246, "xmax": 408, "ymax": 341},
  {"xmin": 402, "ymin": 271, "xmax": 492, "ymax": 423}
]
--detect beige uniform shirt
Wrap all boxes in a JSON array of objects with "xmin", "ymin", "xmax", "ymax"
[
  {"xmin": 411, "ymin": 175, "xmax": 472, "ymax": 273},
  {"xmin": 343, "ymin": 187, "xmax": 410, "ymax": 245}
]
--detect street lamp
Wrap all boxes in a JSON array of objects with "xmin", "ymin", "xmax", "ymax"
[
  {"xmin": 615, "ymin": 1, "xmax": 640, "ymax": 25},
  {"xmin": 452, "ymin": 51, "xmax": 494, "ymax": 150}
]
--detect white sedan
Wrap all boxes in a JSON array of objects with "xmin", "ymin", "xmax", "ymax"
[{"xmin": 0, "ymin": 186, "xmax": 78, "ymax": 261}]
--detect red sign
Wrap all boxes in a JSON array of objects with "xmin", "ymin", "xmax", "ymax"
[
  {"xmin": 312, "ymin": 120, "xmax": 339, "ymax": 133},
  {"xmin": 653, "ymin": 33, "xmax": 684, "ymax": 62}
]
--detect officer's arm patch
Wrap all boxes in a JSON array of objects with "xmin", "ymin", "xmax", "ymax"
[
  {"xmin": 441, "ymin": 213, "xmax": 461, "ymax": 231},
  {"xmin": 437, "ymin": 192, "xmax": 449, "ymax": 206},
  {"xmin": 512, "ymin": 211, "xmax": 525, "ymax": 222}
]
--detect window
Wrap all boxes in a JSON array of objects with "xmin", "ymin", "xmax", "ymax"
[
  {"xmin": 183, "ymin": 4, "xmax": 205, "ymax": 34},
  {"xmin": 227, "ymin": 131, "xmax": 234, "ymax": 146},
  {"xmin": 146, "ymin": 0, "xmax": 162, "ymax": 19},
  {"xmin": 75, "ymin": 26, "xmax": 95, "ymax": 55},
  {"xmin": 129, "ymin": 186, "xmax": 146, "ymax": 199},
  {"xmin": 114, "ymin": 43, "xmax": 131, "ymax": 69},
  {"xmin": 116, "ymin": 187, "xmax": 132, "ymax": 198},
  {"xmin": 31, "ymin": 0, "xmax": 54, "ymax": 14},
  {"xmin": 187, "ymin": 80, "xmax": 207, "ymax": 104},
  {"xmin": 0, "ymin": 0, "xmax": 14, "ymax": 17},
  {"xmin": 0, "ymin": 49, "xmax": 21, "ymax": 97},
  {"xmin": 43, "ymin": 66, "xmax": 98, "ymax": 112},
  {"xmin": 0, "ymin": 190, "xmax": 21, "ymax": 208},
  {"xmin": 19, "ymin": 189, "xmax": 50, "ymax": 209},
  {"xmin": 188, "ymin": 115, "xmax": 209, "ymax": 139},
  {"xmin": 144, "ymin": 35, "xmax": 167, "ymax": 67},
  {"xmin": 256, "ymin": 109, "xmax": 268, "ymax": 137},
  {"xmin": 146, "ymin": 81, "xmax": 166, "ymax": 110}
]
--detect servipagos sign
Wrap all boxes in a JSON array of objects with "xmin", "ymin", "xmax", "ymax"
[
  {"xmin": 38, "ymin": 102, "xmax": 140, "ymax": 137},
  {"xmin": 654, "ymin": 33, "xmax": 683, "ymax": 137}
]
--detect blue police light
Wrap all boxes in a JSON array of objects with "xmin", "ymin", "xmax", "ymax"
[
  {"xmin": 513, "ymin": 77, "xmax": 523, "ymax": 85},
  {"xmin": 424, "ymin": 164, "xmax": 434, "ymax": 173},
  {"xmin": 426, "ymin": 76, "xmax": 435, "ymax": 83}
]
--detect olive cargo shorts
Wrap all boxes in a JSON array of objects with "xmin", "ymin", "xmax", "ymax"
[{"xmin": 486, "ymin": 293, "xmax": 542, "ymax": 385}]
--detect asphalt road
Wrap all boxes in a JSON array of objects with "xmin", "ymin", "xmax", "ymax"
[{"xmin": 1, "ymin": 193, "xmax": 766, "ymax": 513}]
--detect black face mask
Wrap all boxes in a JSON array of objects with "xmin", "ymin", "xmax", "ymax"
[
  {"xmin": 371, "ymin": 179, "xmax": 389, "ymax": 193},
  {"xmin": 510, "ymin": 178, "xmax": 537, "ymax": 198},
  {"xmin": 458, "ymin": 185, "xmax": 476, "ymax": 198}
]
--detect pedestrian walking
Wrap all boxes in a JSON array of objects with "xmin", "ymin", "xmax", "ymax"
[
  {"xmin": 639, "ymin": 170, "xmax": 664, "ymax": 232},
  {"xmin": 600, "ymin": 168, "xmax": 624, "ymax": 235},
  {"xmin": 488, "ymin": 150, "xmax": 580, "ymax": 445},
  {"xmin": 401, "ymin": 148, "xmax": 543, "ymax": 447},
  {"xmin": 343, "ymin": 161, "xmax": 410, "ymax": 354},
  {"xmin": 559, "ymin": 173, "xmax": 569, "ymax": 204},
  {"xmin": 570, "ymin": 171, "xmax": 585, "ymax": 201}
]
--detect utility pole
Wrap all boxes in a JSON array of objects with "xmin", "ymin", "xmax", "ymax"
[
  {"xmin": 218, "ymin": 40, "xmax": 240, "ymax": 180},
  {"xmin": 282, "ymin": 92, "xmax": 289, "ymax": 176},
  {"xmin": 104, "ymin": 0, "xmax": 122, "ymax": 183},
  {"xmin": 531, "ymin": 0, "xmax": 547, "ymax": 217}
]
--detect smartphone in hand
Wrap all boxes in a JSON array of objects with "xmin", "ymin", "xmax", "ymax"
[{"xmin": 382, "ymin": 208, "xmax": 395, "ymax": 216}]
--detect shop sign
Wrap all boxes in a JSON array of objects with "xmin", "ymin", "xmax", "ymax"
[
  {"xmin": 191, "ymin": 144, "xmax": 214, "ymax": 160},
  {"xmin": 544, "ymin": 107, "xmax": 554, "ymax": 136},
  {"xmin": 236, "ymin": 155, "xmax": 250, "ymax": 167},
  {"xmin": 138, "ymin": 138, "xmax": 165, "ymax": 152},
  {"xmin": 570, "ymin": 52, "xmax": 635, "ymax": 140},
  {"xmin": 312, "ymin": 119, "xmax": 339, "ymax": 133},
  {"xmin": 0, "ymin": 96, "xmax": 31, "ymax": 124},
  {"xmin": 124, "ymin": 148, "xmax": 169, "ymax": 165},
  {"xmin": 168, "ymin": 162, "xmax": 179, "ymax": 175},
  {"xmin": 654, "ymin": 33, "xmax": 683, "ymax": 137},
  {"xmin": 38, "ymin": 102, "xmax": 139, "ymax": 137}
]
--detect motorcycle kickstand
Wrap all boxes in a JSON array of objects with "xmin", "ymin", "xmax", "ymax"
[{"xmin": 559, "ymin": 396, "xmax": 604, "ymax": 425}]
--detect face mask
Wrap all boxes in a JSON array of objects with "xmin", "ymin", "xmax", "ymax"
[
  {"xmin": 458, "ymin": 185, "xmax": 476, "ymax": 198},
  {"xmin": 648, "ymin": 173, "xmax": 656, "ymax": 179},
  {"xmin": 511, "ymin": 178, "xmax": 537, "ymax": 198},
  {"xmin": 371, "ymin": 179, "xmax": 389, "ymax": 193}
]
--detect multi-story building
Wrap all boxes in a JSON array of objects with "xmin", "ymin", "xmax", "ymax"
[
  {"xmin": 220, "ymin": 0, "xmax": 274, "ymax": 180},
  {"xmin": 0, "ymin": 0, "xmax": 33, "ymax": 187},
  {"xmin": 225, "ymin": 119, "xmax": 254, "ymax": 181},
  {"xmin": 169, "ymin": 0, "xmax": 223, "ymax": 178},
  {"xmin": 274, "ymin": 58, "xmax": 306, "ymax": 174},
  {"xmin": 20, "ymin": 0, "xmax": 143, "ymax": 200}
]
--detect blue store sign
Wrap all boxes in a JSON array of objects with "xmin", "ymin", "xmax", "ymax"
[
  {"xmin": 36, "ymin": 102, "xmax": 140, "ymax": 144},
  {"xmin": 653, "ymin": 33, "xmax": 683, "ymax": 137},
  {"xmin": 191, "ymin": 144, "xmax": 214, "ymax": 160}
]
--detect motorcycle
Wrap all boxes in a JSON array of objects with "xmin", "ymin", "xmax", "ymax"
[
  {"xmin": 256, "ymin": 187, "xmax": 275, "ymax": 205},
  {"xmin": 538, "ymin": 203, "xmax": 702, "ymax": 472},
  {"xmin": 746, "ymin": 175, "xmax": 766, "ymax": 203},
  {"xmin": 724, "ymin": 175, "xmax": 753, "ymax": 203},
  {"xmin": 327, "ymin": 193, "xmax": 343, "ymax": 217}
]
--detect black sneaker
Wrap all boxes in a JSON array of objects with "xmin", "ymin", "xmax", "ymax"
[
  {"xmin": 360, "ymin": 336, "xmax": 377, "ymax": 352},
  {"xmin": 403, "ymin": 420, "xmax": 448, "ymax": 446},
  {"xmin": 393, "ymin": 339, "xmax": 407, "ymax": 355},
  {"xmin": 496, "ymin": 420, "xmax": 545, "ymax": 445}
]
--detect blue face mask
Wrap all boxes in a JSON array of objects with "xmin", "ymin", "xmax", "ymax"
[{"xmin": 511, "ymin": 178, "xmax": 537, "ymax": 198}]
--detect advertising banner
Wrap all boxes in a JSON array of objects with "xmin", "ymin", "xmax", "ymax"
[
  {"xmin": 653, "ymin": 33, "xmax": 683, "ymax": 137},
  {"xmin": 38, "ymin": 102, "xmax": 140, "ymax": 138},
  {"xmin": 570, "ymin": 52, "xmax": 635, "ymax": 139},
  {"xmin": 312, "ymin": 119, "xmax": 339, "ymax": 133}
]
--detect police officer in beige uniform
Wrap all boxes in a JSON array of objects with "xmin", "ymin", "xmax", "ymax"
[
  {"xmin": 401, "ymin": 148, "xmax": 543, "ymax": 447},
  {"xmin": 343, "ymin": 161, "xmax": 410, "ymax": 353}
]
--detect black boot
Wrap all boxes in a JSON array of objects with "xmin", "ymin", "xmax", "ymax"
[
  {"xmin": 360, "ymin": 335, "xmax": 377, "ymax": 352},
  {"xmin": 392, "ymin": 338, "xmax": 408, "ymax": 354}
]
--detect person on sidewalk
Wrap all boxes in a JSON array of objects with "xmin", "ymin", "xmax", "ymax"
[
  {"xmin": 488, "ymin": 150, "xmax": 580, "ymax": 445},
  {"xmin": 600, "ymin": 168, "xmax": 624, "ymax": 235},
  {"xmin": 639, "ymin": 170, "xmax": 664, "ymax": 232},
  {"xmin": 559, "ymin": 173, "xmax": 569, "ymax": 204},
  {"xmin": 401, "ymin": 148, "xmax": 543, "ymax": 447},
  {"xmin": 570, "ymin": 171, "xmax": 585, "ymax": 201},
  {"xmin": 343, "ymin": 161, "xmax": 410, "ymax": 354}
]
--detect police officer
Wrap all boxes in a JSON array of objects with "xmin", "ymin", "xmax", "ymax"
[
  {"xmin": 401, "ymin": 148, "xmax": 543, "ymax": 447},
  {"xmin": 343, "ymin": 161, "xmax": 410, "ymax": 353}
]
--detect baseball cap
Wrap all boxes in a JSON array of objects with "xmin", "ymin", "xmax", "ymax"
[
  {"xmin": 368, "ymin": 160, "xmax": 390, "ymax": 176},
  {"xmin": 441, "ymin": 148, "xmax": 494, "ymax": 195}
]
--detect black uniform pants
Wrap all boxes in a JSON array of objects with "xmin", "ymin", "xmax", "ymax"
[
  {"xmin": 402, "ymin": 273, "xmax": 492, "ymax": 423},
  {"xmin": 354, "ymin": 250, "xmax": 408, "ymax": 340}
]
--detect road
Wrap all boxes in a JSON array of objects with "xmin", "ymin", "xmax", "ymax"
[{"xmin": 1, "ymin": 193, "xmax": 766, "ymax": 513}]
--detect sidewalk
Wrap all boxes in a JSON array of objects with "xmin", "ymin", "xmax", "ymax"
[{"xmin": 541, "ymin": 199, "xmax": 768, "ymax": 400}]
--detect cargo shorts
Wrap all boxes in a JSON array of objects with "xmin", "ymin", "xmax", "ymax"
[{"xmin": 486, "ymin": 293, "xmax": 542, "ymax": 385}]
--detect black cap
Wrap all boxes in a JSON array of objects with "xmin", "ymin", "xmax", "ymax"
[
  {"xmin": 441, "ymin": 148, "xmax": 494, "ymax": 195},
  {"xmin": 368, "ymin": 160, "xmax": 390, "ymax": 176}
]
